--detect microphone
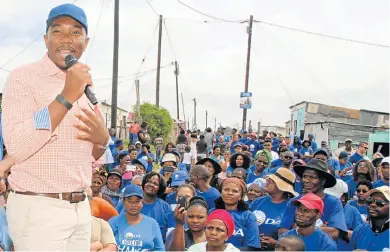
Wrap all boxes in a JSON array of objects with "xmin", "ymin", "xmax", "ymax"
[{"xmin": 65, "ymin": 54, "xmax": 98, "ymax": 105}]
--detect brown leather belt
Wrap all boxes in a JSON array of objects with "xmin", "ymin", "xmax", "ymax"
[{"xmin": 10, "ymin": 189, "xmax": 86, "ymax": 203}]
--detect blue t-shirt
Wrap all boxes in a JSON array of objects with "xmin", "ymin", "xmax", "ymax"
[
  {"xmin": 299, "ymin": 147, "xmax": 313, "ymax": 163},
  {"xmin": 349, "ymin": 152, "xmax": 364, "ymax": 165},
  {"xmin": 141, "ymin": 198, "xmax": 173, "ymax": 239},
  {"xmin": 328, "ymin": 158, "xmax": 340, "ymax": 172},
  {"xmin": 279, "ymin": 194, "xmax": 348, "ymax": 233},
  {"xmin": 348, "ymin": 200, "xmax": 368, "ymax": 222},
  {"xmin": 209, "ymin": 209, "xmax": 261, "ymax": 249},
  {"xmin": 165, "ymin": 191, "xmax": 177, "ymax": 205},
  {"xmin": 246, "ymin": 170, "xmax": 268, "ymax": 184},
  {"xmin": 270, "ymin": 159, "xmax": 283, "ymax": 168},
  {"xmin": 239, "ymin": 137, "xmax": 251, "ymax": 146},
  {"xmin": 250, "ymin": 196, "xmax": 289, "ymax": 239},
  {"xmin": 230, "ymin": 141, "xmax": 239, "ymax": 153},
  {"xmin": 108, "ymin": 214, "xmax": 165, "ymax": 252},
  {"xmin": 350, "ymin": 222, "xmax": 390, "ymax": 251},
  {"xmin": 196, "ymin": 187, "xmax": 220, "ymax": 209},
  {"xmin": 337, "ymin": 204, "xmax": 364, "ymax": 251},
  {"xmin": 279, "ymin": 227, "xmax": 337, "ymax": 251},
  {"xmin": 310, "ymin": 141, "xmax": 318, "ymax": 151},
  {"xmin": 372, "ymin": 179, "xmax": 390, "ymax": 188},
  {"xmin": 346, "ymin": 179, "xmax": 358, "ymax": 199},
  {"xmin": 247, "ymin": 140, "xmax": 262, "ymax": 157},
  {"xmin": 164, "ymin": 211, "xmax": 188, "ymax": 239},
  {"xmin": 339, "ymin": 161, "xmax": 353, "ymax": 182},
  {"xmin": 137, "ymin": 152, "xmax": 155, "ymax": 172}
]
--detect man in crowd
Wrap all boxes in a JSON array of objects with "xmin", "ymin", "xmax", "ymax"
[
  {"xmin": 2, "ymin": 4, "xmax": 110, "ymax": 250},
  {"xmin": 308, "ymin": 133, "xmax": 318, "ymax": 151},
  {"xmin": 239, "ymin": 130, "xmax": 250, "ymax": 146},
  {"xmin": 350, "ymin": 186, "xmax": 389, "ymax": 251},
  {"xmin": 263, "ymin": 139, "xmax": 279, "ymax": 161},
  {"xmin": 349, "ymin": 142, "xmax": 368, "ymax": 165},
  {"xmin": 189, "ymin": 165, "xmax": 220, "ymax": 209},
  {"xmin": 275, "ymin": 235, "xmax": 305, "ymax": 251},
  {"xmin": 279, "ymin": 193, "xmax": 337, "ymax": 251},
  {"xmin": 196, "ymin": 135, "xmax": 208, "ymax": 159},
  {"xmin": 373, "ymin": 157, "xmax": 389, "ymax": 188},
  {"xmin": 137, "ymin": 122, "xmax": 150, "ymax": 144},
  {"xmin": 334, "ymin": 139, "xmax": 355, "ymax": 158},
  {"xmin": 279, "ymin": 159, "xmax": 348, "ymax": 240},
  {"xmin": 246, "ymin": 133, "xmax": 262, "ymax": 158},
  {"xmin": 338, "ymin": 151, "xmax": 353, "ymax": 182}
]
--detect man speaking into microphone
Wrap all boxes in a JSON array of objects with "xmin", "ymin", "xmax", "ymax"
[{"xmin": 2, "ymin": 4, "xmax": 110, "ymax": 250}]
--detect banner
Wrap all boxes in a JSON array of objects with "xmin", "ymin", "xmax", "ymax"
[{"xmin": 240, "ymin": 92, "xmax": 252, "ymax": 109}]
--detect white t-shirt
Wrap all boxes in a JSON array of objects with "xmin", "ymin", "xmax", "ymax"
[
  {"xmin": 188, "ymin": 242, "xmax": 240, "ymax": 252},
  {"xmin": 271, "ymin": 151, "xmax": 279, "ymax": 161},
  {"xmin": 182, "ymin": 152, "xmax": 193, "ymax": 164}
]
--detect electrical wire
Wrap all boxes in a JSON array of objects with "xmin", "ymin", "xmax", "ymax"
[
  {"xmin": 254, "ymin": 20, "xmax": 389, "ymax": 48},
  {"xmin": 145, "ymin": 0, "xmax": 159, "ymax": 16},
  {"xmin": 163, "ymin": 19, "xmax": 177, "ymax": 60},
  {"xmin": 85, "ymin": 0, "xmax": 105, "ymax": 63},
  {"xmin": 165, "ymin": 17, "xmax": 224, "ymax": 24},
  {"xmin": 176, "ymin": 0, "xmax": 246, "ymax": 23}
]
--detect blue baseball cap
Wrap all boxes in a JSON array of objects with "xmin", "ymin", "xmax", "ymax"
[
  {"xmin": 46, "ymin": 4, "xmax": 88, "ymax": 34},
  {"xmin": 123, "ymin": 184, "xmax": 144, "ymax": 198},
  {"xmin": 314, "ymin": 148, "xmax": 329, "ymax": 157},
  {"xmin": 132, "ymin": 159, "xmax": 148, "ymax": 171},
  {"xmin": 171, "ymin": 170, "xmax": 189, "ymax": 187}
]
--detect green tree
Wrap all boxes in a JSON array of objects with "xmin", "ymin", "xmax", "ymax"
[{"xmin": 134, "ymin": 102, "xmax": 173, "ymax": 142}]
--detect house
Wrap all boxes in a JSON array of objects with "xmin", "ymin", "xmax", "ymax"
[
  {"xmin": 259, "ymin": 126, "xmax": 287, "ymax": 136},
  {"xmin": 288, "ymin": 101, "xmax": 389, "ymax": 157},
  {"xmin": 100, "ymin": 101, "xmax": 130, "ymax": 140}
]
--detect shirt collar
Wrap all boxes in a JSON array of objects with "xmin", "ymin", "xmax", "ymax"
[{"xmin": 42, "ymin": 53, "xmax": 66, "ymax": 78}]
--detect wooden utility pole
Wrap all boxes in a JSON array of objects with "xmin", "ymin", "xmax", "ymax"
[
  {"xmin": 155, "ymin": 15, "xmax": 163, "ymax": 107},
  {"xmin": 111, "ymin": 0, "xmax": 120, "ymax": 129},
  {"xmin": 206, "ymin": 110, "xmax": 208, "ymax": 128},
  {"xmin": 214, "ymin": 117, "xmax": 217, "ymax": 131},
  {"xmin": 181, "ymin": 93, "xmax": 186, "ymax": 122},
  {"xmin": 193, "ymin": 98, "xmax": 197, "ymax": 129},
  {"xmin": 175, "ymin": 61, "xmax": 180, "ymax": 119},
  {"xmin": 241, "ymin": 15, "xmax": 253, "ymax": 130},
  {"xmin": 257, "ymin": 121, "xmax": 261, "ymax": 137}
]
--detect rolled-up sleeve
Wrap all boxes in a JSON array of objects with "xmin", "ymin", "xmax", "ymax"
[{"xmin": 2, "ymin": 70, "xmax": 55, "ymax": 162}]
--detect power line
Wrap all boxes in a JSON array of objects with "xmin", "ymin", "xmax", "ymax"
[
  {"xmin": 254, "ymin": 20, "xmax": 389, "ymax": 48},
  {"xmin": 145, "ymin": 0, "xmax": 159, "ymax": 16},
  {"xmin": 163, "ymin": 19, "xmax": 177, "ymax": 59},
  {"xmin": 85, "ymin": 0, "xmax": 105, "ymax": 63},
  {"xmin": 176, "ymin": 0, "xmax": 246, "ymax": 24},
  {"xmin": 165, "ymin": 17, "xmax": 224, "ymax": 24}
]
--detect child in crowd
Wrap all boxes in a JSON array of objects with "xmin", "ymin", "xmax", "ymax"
[{"xmin": 182, "ymin": 146, "xmax": 192, "ymax": 172}]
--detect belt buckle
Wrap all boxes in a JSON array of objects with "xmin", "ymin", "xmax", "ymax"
[{"xmin": 70, "ymin": 191, "xmax": 86, "ymax": 203}]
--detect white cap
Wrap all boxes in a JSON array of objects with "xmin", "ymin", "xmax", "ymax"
[
  {"xmin": 381, "ymin": 157, "xmax": 390, "ymax": 165},
  {"xmin": 324, "ymin": 179, "xmax": 348, "ymax": 198},
  {"xmin": 247, "ymin": 178, "xmax": 267, "ymax": 189}
]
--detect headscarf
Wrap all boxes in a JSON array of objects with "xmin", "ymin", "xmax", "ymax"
[
  {"xmin": 207, "ymin": 209, "xmax": 235, "ymax": 238},
  {"xmin": 93, "ymin": 166, "xmax": 107, "ymax": 184},
  {"xmin": 255, "ymin": 149, "xmax": 272, "ymax": 166},
  {"xmin": 221, "ymin": 177, "xmax": 247, "ymax": 194}
]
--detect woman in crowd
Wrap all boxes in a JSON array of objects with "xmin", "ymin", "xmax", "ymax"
[
  {"xmin": 212, "ymin": 177, "xmax": 261, "ymax": 250},
  {"xmin": 164, "ymin": 142, "xmax": 176, "ymax": 155},
  {"xmin": 226, "ymin": 153, "xmax": 250, "ymax": 177},
  {"xmin": 166, "ymin": 197, "xmax": 208, "ymax": 251},
  {"xmin": 250, "ymin": 168, "xmax": 297, "ymax": 250},
  {"xmin": 324, "ymin": 179, "xmax": 363, "ymax": 251},
  {"xmin": 246, "ymin": 178, "xmax": 267, "ymax": 204},
  {"xmin": 109, "ymin": 184, "xmax": 164, "ymax": 251},
  {"xmin": 164, "ymin": 184, "xmax": 196, "ymax": 238},
  {"xmin": 188, "ymin": 209, "xmax": 240, "ymax": 252},
  {"xmin": 247, "ymin": 154, "xmax": 270, "ymax": 183},
  {"xmin": 91, "ymin": 167, "xmax": 115, "ymax": 206},
  {"xmin": 292, "ymin": 136, "xmax": 302, "ymax": 152},
  {"xmin": 347, "ymin": 159, "xmax": 376, "ymax": 199},
  {"xmin": 101, "ymin": 168, "xmax": 123, "ymax": 207},
  {"xmin": 132, "ymin": 159, "xmax": 147, "ymax": 176},
  {"xmin": 210, "ymin": 146, "xmax": 224, "ymax": 164},
  {"xmin": 348, "ymin": 180, "xmax": 372, "ymax": 222},
  {"xmin": 140, "ymin": 171, "xmax": 173, "ymax": 240},
  {"xmin": 196, "ymin": 158, "xmax": 222, "ymax": 189},
  {"xmin": 219, "ymin": 150, "xmax": 231, "ymax": 180},
  {"xmin": 114, "ymin": 153, "xmax": 131, "ymax": 175}
]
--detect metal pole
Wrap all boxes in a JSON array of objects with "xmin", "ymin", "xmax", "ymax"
[
  {"xmin": 193, "ymin": 98, "xmax": 197, "ymax": 128},
  {"xmin": 111, "ymin": 0, "xmax": 120, "ymax": 129},
  {"xmin": 175, "ymin": 61, "xmax": 180, "ymax": 119},
  {"xmin": 155, "ymin": 15, "xmax": 163, "ymax": 107},
  {"xmin": 241, "ymin": 15, "xmax": 253, "ymax": 130}
]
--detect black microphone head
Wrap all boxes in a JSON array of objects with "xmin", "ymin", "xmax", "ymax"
[{"xmin": 65, "ymin": 54, "xmax": 78, "ymax": 68}]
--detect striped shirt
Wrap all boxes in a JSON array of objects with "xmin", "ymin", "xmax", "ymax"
[{"xmin": 2, "ymin": 54, "xmax": 94, "ymax": 193}]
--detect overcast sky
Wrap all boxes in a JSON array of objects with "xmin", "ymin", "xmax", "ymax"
[{"xmin": 0, "ymin": 0, "xmax": 389, "ymax": 130}]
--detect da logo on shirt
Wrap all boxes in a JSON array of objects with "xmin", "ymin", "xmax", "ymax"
[
  {"xmin": 253, "ymin": 210, "xmax": 266, "ymax": 225},
  {"xmin": 125, "ymin": 232, "xmax": 140, "ymax": 239}
]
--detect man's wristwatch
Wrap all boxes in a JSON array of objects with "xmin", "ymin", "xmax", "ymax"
[{"xmin": 56, "ymin": 94, "xmax": 73, "ymax": 110}]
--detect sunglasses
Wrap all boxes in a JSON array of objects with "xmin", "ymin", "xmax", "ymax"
[
  {"xmin": 283, "ymin": 156, "xmax": 293, "ymax": 160},
  {"xmin": 366, "ymin": 198, "xmax": 387, "ymax": 207},
  {"xmin": 357, "ymin": 189, "xmax": 368, "ymax": 193}
]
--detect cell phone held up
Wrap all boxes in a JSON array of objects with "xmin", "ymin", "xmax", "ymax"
[
  {"xmin": 177, "ymin": 196, "xmax": 188, "ymax": 210},
  {"xmin": 163, "ymin": 166, "xmax": 174, "ymax": 173}
]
